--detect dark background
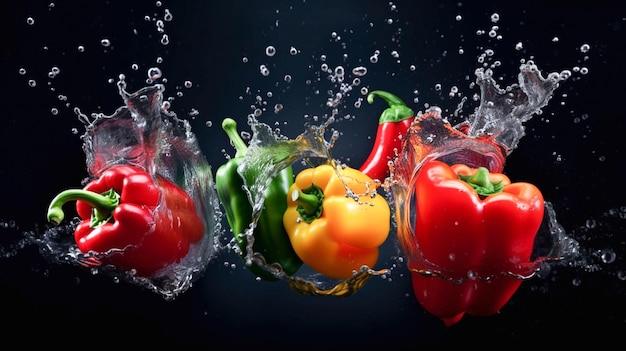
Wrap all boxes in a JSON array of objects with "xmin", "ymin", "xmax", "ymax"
[{"xmin": 1, "ymin": 0, "xmax": 625, "ymax": 347}]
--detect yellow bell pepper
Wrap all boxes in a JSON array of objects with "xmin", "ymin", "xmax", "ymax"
[{"xmin": 283, "ymin": 163, "xmax": 391, "ymax": 280}]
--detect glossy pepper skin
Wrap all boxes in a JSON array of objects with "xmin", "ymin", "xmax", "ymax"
[
  {"xmin": 46, "ymin": 165, "xmax": 204, "ymax": 277},
  {"xmin": 359, "ymin": 90, "xmax": 415, "ymax": 182},
  {"xmin": 410, "ymin": 160, "xmax": 544, "ymax": 326},
  {"xmin": 283, "ymin": 163, "xmax": 391, "ymax": 280},
  {"xmin": 215, "ymin": 118, "xmax": 302, "ymax": 281}
]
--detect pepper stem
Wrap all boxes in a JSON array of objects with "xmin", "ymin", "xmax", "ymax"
[
  {"xmin": 367, "ymin": 90, "xmax": 415, "ymax": 124},
  {"xmin": 47, "ymin": 188, "xmax": 120, "ymax": 226},
  {"xmin": 292, "ymin": 184, "xmax": 324, "ymax": 223},
  {"xmin": 222, "ymin": 117, "xmax": 248, "ymax": 158},
  {"xmin": 458, "ymin": 167, "xmax": 503, "ymax": 197}
]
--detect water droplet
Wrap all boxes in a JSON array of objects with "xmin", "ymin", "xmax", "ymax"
[
  {"xmin": 600, "ymin": 249, "xmax": 616, "ymax": 264},
  {"xmin": 580, "ymin": 43, "xmax": 590, "ymax": 53},
  {"xmin": 164, "ymin": 9, "xmax": 173, "ymax": 21},
  {"xmin": 265, "ymin": 45, "xmax": 276, "ymax": 57},
  {"xmin": 352, "ymin": 66, "xmax": 367, "ymax": 77},
  {"xmin": 334, "ymin": 65, "xmax": 345, "ymax": 77},
  {"xmin": 259, "ymin": 64, "xmax": 270, "ymax": 76}
]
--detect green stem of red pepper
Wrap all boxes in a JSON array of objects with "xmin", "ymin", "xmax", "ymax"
[
  {"xmin": 47, "ymin": 188, "xmax": 120, "ymax": 226},
  {"xmin": 458, "ymin": 167, "xmax": 503, "ymax": 197},
  {"xmin": 359, "ymin": 90, "xmax": 415, "ymax": 182}
]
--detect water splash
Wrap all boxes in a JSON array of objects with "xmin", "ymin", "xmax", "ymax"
[
  {"xmin": 391, "ymin": 61, "xmax": 580, "ymax": 284},
  {"xmin": 466, "ymin": 61, "xmax": 569, "ymax": 155},
  {"xmin": 229, "ymin": 116, "xmax": 392, "ymax": 296},
  {"xmin": 39, "ymin": 81, "xmax": 222, "ymax": 300}
]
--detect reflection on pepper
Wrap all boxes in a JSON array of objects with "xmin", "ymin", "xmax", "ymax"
[
  {"xmin": 216, "ymin": 118, "xmax": 302, "ymax": 281},
  {"xmin": 283, "ymin": 163, "xmax": 391, "ymax": 280},
  {"xmin": 46, "ymin": 165, "xmax": 204, "ymax": 277},
  {"xmin": 410, "ymin": 160, "xmax": 544, "ymax": 326}
]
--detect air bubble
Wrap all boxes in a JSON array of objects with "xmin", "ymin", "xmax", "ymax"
[
  {"xmin": 26, "ymin": 17, "xmax": 35, "ymax": 25},
  {"xmin": 184, "ymin": 80, "xmax": 192, "ymax": 88},
  {"xmin": 100, "ymin": 38, "xmax": 111, "ymax": 47}
]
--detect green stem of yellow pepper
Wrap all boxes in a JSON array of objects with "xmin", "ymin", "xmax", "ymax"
[{"xmin": 292, "ymin": 184, "xmax": 324, "ymax": 223}]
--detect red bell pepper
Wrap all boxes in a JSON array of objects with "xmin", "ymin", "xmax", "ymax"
[
  {"xmin": 46, "ymin": 164, "xmax": 204, "ymax": 277},
  {"xmin": 410, "ymin": 160, "xmax": 544, "ymax": 326},
  {"xmin": 359, "ymin": 90, "xmax": 415, "ymax": 181}
]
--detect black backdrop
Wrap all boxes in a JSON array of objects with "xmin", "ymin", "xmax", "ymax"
[{"xmin": 1, "ymin": 0, "xmax": 625, "ymax": 347}]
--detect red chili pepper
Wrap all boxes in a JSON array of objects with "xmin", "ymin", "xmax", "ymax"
[
  {"xmin": 410, "ymin": 160, "xmax": 544, "ymax": 326},
  {"xmin": 46, "ymin": 165, "xmax": 204, "ymax": 277},
  {"xmin": 359, "ymin": 90, "xmax": 415, "ymax": 181}
]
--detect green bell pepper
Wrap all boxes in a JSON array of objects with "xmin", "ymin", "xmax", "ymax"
[{"xmin": 216, "ymin": 117, "xmax": 302, "ymax": 281}]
